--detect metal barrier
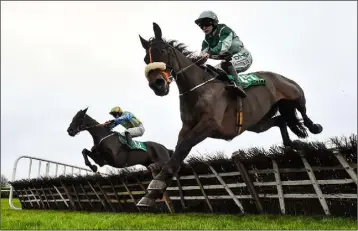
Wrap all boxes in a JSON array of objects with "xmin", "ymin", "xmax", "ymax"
[{"xmin": 9, "ymin": 155, "xmax": 95, "ymax": 210}]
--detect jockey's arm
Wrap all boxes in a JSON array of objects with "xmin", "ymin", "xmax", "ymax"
[
  {"xmin": 200, "ymin": 40, "xmax": 209, "ymax": 56},
  {"xmin": 108, "ymin": 112, "xmax": 133, "ymax": 129},
  {"xmin": 208, "ymin": 27, "xmax": 234, "ymax": 56}
]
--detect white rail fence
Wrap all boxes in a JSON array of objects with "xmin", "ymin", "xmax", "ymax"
[{"xmin": 8, "ymin": 155, "xmax": 96, "ymax": 210}]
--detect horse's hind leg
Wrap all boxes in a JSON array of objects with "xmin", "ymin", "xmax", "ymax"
[
  {"xmin": 147, "ymin": 145, "xmax": 172, "ymax": 174},
  {"xmin": 137, "ymin": 145, "xmax": 175, "ymax": 211},
  {"xmin": 248, "ymin": 115, "xmax": 293, "ymax": 147},
  {"xmin": 296, "ymin": 100, "xmax": 323, "ymax": 134}
]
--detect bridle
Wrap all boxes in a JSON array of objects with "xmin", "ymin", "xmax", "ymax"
[
  {"xmin": 147, "ymin": 40, "xmax": 216, "ymax": 96},
  {"xmin": 75, "ymin": 115, "xmax": 116, "ymax": 145},
  {"xmin": 76, "ymin": 114, "xmax": 103, "ymax": 133},
  {"xmin": 73, "ymin": 114, "xmax": 128, "ymax": 167}
]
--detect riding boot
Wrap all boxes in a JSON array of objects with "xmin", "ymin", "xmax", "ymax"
[
  {"xmin": 125, "ymin": 131, "xmax": 133, "ymax": 145},
  {"xmin": 225, "ymin": 65, "xmax": 247, "ymax": 98}
]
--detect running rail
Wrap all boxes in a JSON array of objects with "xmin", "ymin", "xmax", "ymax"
[{"xmin": 9, "ymin": 155, "xmax": 94, "ymax": 210}]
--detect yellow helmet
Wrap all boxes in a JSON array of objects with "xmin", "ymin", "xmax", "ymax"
[{"xmin": 109, "ymin": 106, "xmax": 122, "ymax": 115}]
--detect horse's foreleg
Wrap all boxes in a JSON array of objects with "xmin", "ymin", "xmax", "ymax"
[
  {"xmin": 82, "ymin": 149, "xmax": 98, "ymax": 172},
  {"xmin": 149, "ymin": 118, "xmax": 214, "ymax": 192},
  {"xmin": 176, "ymin": 124, "xmax": 190, "ymax": 146},
  {"xmin": 138, "ymin": 120, "xmax": 214, "ymax": 207}
]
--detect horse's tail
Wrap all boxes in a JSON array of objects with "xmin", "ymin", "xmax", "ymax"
[{"xmin": 279, "ymin": 101, "xmax": 308, "ymax": 139}]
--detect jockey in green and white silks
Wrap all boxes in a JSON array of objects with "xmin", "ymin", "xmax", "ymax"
[
  {"xmin": 195, "ymin": 10, "xmax": 253, "ymax": 98},
  {"xmin": 104, "ymin": 106, "xmax": 145, "ymax": 144}
]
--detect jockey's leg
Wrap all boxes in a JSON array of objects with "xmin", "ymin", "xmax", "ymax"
[
  {"xmin": 220, "ymin": 52, "xmax": 252, "ymax": 98},
  {"xmin": 124, "ymin": 123, "xmax": 145, "ymax": 144},
  {"xmin": 231, "ymin": 52, "xmax": 253, "ymax": 74}
]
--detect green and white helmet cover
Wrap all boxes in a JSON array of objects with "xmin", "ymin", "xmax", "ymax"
[{"xmin": 195, "ymin": 11, "xmax": 219, "ymax": 25}]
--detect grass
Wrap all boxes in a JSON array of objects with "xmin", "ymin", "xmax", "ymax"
[{"xmin": 1, "ymin": 199, "xmax": 356, "ymax": 230}]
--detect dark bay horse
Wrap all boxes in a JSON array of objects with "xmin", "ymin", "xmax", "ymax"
[
  {"xmin": 135, "ymin": 22, "xmax": 323, "ymax": 207},
  {"xmin": 66, "ymin": 107, "xmax": 173, "ymax": 174}
]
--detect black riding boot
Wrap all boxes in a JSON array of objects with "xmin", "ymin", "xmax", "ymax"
[
  {"xmin": 225, "ymin": 65, "xmax": 247, "ymax": 98},
  {"xmin": 125, "ymin": 131, "xmax": 133, "ymax": 145}
]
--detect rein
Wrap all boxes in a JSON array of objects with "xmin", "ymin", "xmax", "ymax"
[
  {"xmin": 148, "ymin": 41, "xmax": 216, "ymax": 96},
  {"xmin": 76, "ymin": 115, "xmax": 115, "ymax": 146},
  {"xmin": 77, "ymin": 123, "xmax": 103, "ymax": 132},
  {"xmin": 74, "ymin": 114, "xmax": 130, "ymax": 168}
]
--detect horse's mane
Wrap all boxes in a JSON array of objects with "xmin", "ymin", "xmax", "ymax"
[
  {"xmin": 84, "ymin": 114, "xmax": 113, "ymax": 133},
  {"xmin": 84, "ymin": 113, "xmax": 99, "ymax": 125},
  {"xmin": 149, "ymin": 37, "xmax": 207, "ymax": 66}
]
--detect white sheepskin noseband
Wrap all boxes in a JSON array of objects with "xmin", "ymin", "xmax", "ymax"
[{"xmin": 144, "ymin": 62, "xmax": 167, "ymax": 78}]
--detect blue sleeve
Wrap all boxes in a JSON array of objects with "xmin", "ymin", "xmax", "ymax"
[{"xmin": 108, "ymin": 113, "xmax": 133, "ymax": 130}]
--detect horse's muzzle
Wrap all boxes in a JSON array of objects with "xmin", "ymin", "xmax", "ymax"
[
  {"xmin": 149, "ymin": 79, "xmax": 169, "ymax": 96},
  {"xmin": 67, "ymin": 128, "xmax": 78, "ymax": 137}
]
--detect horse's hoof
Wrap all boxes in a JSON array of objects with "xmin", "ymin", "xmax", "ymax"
[
  {"xmin": 136, "ymin": 196, "xmax": 156, "ymax": 207},
  {"xmin": 90, "ymin": 165, "xmax": 98, "ymax": 172},
  {"xmin": 309, "ymin": 124, "xmax": 323, "ymax": 134},
  {"xmin": 148, "ymin": 179, "xmax": 166, "ymax": 191}
]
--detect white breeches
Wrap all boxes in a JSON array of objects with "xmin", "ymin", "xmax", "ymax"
[
  {"xmin": 121, "ymin": 123, "xmax": 145, "ymax": 137},
  {"xmin": 215, "ymin": 52, "xmax": 253, "ymax": 73}
]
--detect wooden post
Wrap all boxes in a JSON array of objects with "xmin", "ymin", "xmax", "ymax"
[
  {"xmin": 299, "ymin": 152, "xmax": 331, "ymax": 215},
  {"xmin": 60, "ymin": 182, "xmax": 76, "ymax": 210},
  {"xmin": 31, "ymin": 185, "xmax": 46, "ymax": 209},
  {"xmin": 28, "ymin": 187, "xmax": 41, "ymax": 208},
  {"xmin": 40, "ymin": 185, "xmax": 51, "ymax": 209},
  {"xmin": 23, "ymin": 189, "xmax": 34, "ymax": 207},
  {"xmin": 53, "ymin": 185, "xmax": 69, "ymax": 208},
  {"xmin": 71, "ymin": 184, "xmax": 83, "ymax": 210},
  {"xmin": 209, "ymin": 165, "xmax": 245, "ymax": 213},
  {"xmin": 175, "ymin": 172, "xmax": 186, "ymax": 210},
  {"xmin": 47, "ymin": 186, "xmax": 59, "ymax": 209},
  {"xmin": 191, "ymin": 166, "xmax": 213, "ymax": 212},
  {"xmin": 80, "ymin": 183, "xmax": 93, "ymax": 209},
  {"xmin": 333, "ymin": 150, "xmax": 357, "ymax": 185},
  {"xmin": 121, "ymin": 179, "xmax": 141, "ymax": 212},
  {"xmin": 232, "ymin": 151, "xmax": 264, "ymax": 214},
  {"xmin": 19, "ymin": 189, "xmax": 31, "ymax": 208},
  {"xmin": 87, "ymin": 180, "xmax": 107, "ymax": 210},
  {"xmin": 272, "ymin": 159, "xmax": 285, "ymax": 214},
  {"xmin": 95, "ymin": 182, "xmax": 116, "ymax": 212},
  {"xmin": 108, "ymin": 180, "xmax": 123, "ymax": 211}
]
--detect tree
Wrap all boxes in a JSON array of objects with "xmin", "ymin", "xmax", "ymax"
[{"xmin": 0, "ymin": 174, "xmax": 9, "ymax": 187}]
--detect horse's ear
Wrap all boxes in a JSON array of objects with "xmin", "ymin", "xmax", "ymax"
[
  {"xmin": 153, "ymin": 22, "xmax": 162, "ymax": 39},
  {"xmin": 82, "ymin": 107, "xmax": 88, "ymax": 114},
  {"xmin": 139, "ymin": 35, "xmax": 149, "ymax": 50}
]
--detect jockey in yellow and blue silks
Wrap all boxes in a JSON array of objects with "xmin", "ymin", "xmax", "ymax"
[
  {"xmin": 104, "ymin": 106, "xmax": 145, "ymax": 144},
  {"xmin": 195, "ymin": 10, "xmax": 253, "ymax": 98}
]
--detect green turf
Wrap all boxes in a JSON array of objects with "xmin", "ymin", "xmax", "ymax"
[{"xmin": 1, "ymin": 199, "xmax": 356, "ymax": 230}]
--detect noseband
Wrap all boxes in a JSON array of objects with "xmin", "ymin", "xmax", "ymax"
[{"xmin": 146, "ymin": 40, "xmax": 215, "ymax": 96}]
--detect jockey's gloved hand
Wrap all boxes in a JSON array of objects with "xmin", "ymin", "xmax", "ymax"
[{"xmin": 103, "ymin": 120, "xmax": 115, "ymax": 126}]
